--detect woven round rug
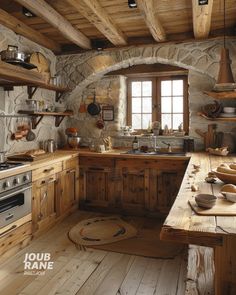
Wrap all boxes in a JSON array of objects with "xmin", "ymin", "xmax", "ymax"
[{"xmin": 68, "ymin": 216, "xmax": 137, "ymax": 246}]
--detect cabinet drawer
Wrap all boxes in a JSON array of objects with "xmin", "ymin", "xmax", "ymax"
[
  {"xmin": 32, "ymin": 162, "xmax": 62, "ymax": 181},
  {"xmin": 79, "ymin": 156, "xmax": 115, "ymax": 168},
  {"xmin": 34, "ymin": 174, "xmax": 57, "ymax": 187},
  {"xmin": 63, "ymin": 158, "xmax": 78, "ymax": 170}
]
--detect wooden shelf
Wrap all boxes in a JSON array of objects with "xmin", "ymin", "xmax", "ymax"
[
  {"xmin": 204, "ymin": 91, "xmax": 236, "ymax": 99},
  {"xmin": 18, "ymin": 110, "xmax": 73, "ymax": 129},
  {"xmin": 0, "ymin": 61, "xmax": 70, "ymax": 101},
  {"xmin": 198, "ymin": 112, "xmax": 236, "ymax": 122}
]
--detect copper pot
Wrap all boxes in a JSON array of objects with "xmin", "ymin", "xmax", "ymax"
[{"xmin": 96, "ymin": 119, "xmax": 104, "ymax": 129}]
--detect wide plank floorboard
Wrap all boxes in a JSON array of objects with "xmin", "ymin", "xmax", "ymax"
[{"xmin": 0, "ymin": 211, "xmax": 187, "ymax": 295}]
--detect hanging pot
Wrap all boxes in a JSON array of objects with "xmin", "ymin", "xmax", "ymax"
[
  {"xmin": 96, "ymin": 118, "xmax": 104, "ymax": 129},
  {"xmin": 87, "ymin": 93, "xmax": 101, "ymax": 116}
]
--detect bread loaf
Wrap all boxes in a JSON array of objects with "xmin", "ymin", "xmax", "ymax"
[
  {"xmin": 229, "ymin": 164, "xmax": 236, "ymax": 170},
  {"xmin": 220, "ymin": 163, "xmax": 230, "ymax": 168},
  {"xmin": 220, "ymin": 184, "xmax": 236, "ymax": 193},
  {"xmin": 217, "ymin": 166, "xmax": 236, "ymax": 175}
]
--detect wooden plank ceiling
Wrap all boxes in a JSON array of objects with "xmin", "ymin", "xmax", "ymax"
[{"xmin": 0, "ymin": 0, "xmax": 235, "ymax": 54}]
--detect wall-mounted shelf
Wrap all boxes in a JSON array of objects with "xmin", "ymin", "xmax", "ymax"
[
  {"xmin": 18, "ymin": 110, "xmax": 73, "ymax": 129},
  {"xmin": 26, "ymin": 85, "xmax": 69, "ymax": 101},
  {"xmin": 0, "ymin": 60, "xmax": 70, "ymax": 101},
  {"xmin": 198, "ymin": 112, "xmax": 236, "ymax": 122},
  {"xmin": 204, "ymin": 91, "xmax": 236, "ymax": 99}
]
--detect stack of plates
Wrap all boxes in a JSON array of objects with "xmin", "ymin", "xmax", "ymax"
[{"xmin": 219, "ymin": 113, "xmax": 236, "ymax": 118}]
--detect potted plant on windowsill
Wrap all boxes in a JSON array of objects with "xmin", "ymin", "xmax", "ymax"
[{"xmin": 151, "ymin": 121, "xmax": 161, "ymax": 135}]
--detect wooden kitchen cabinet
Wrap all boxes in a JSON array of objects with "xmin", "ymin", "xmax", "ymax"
[
  {"xmin": 56, "ymin": 167, "xmax": 77, "ymax": 216},
  {"xmin": 118, "ymin": 167, "xmax": 149, "ymax": 213},
  {"xmin": 79, "ymin": 167, "xmax": 112, "ymax": 208},
  {"xmin": 32, "ymin": 175, "xmax": 57, "ymax": 234},
  {"xmin": 79, "ymin": 155, "xmax": 188, "ymax": 216},
  {"xmin": 79, "ymin": 156, "xmax": 116, "ymax": 209},
  {"xmin": 149, "ymin": 169, "xmax": 186, "ymax": 214},
  {"xmin": 32, "ymin": 156, "xmax": 79, "ymax": 234}
]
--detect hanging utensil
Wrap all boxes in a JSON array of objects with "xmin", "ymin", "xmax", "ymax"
[
  {"xmin": 26, "ymin": 120, "xmax": 36, "ymax": 141},
  {"xmin": 87, "ymin": 93, "xmax": 101, "ymax": 116},
  {"xmin": 96, "ymin": 114, "xmax": 104, "ymax": 129},
  {"xmin": 0, "ymin": 151, "xmax": 7, "ymax": 164}
]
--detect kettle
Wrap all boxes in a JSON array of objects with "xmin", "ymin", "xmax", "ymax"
[{"xmin": 44, "ymin": 139, "xmax": 57, "ymax": 153}]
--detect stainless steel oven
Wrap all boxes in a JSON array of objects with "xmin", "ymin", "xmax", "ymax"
[{"xmin": 0, "ymin": 171, "xmax": 32, "ymax": 228}]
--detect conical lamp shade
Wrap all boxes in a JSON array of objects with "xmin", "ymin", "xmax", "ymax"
[{"xmin": 217, "ymin": 48, "xmax": 235, "ymax": 84}]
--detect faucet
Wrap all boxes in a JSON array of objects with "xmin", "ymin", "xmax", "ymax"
[{"xmin": 162, "ymin": 141, "xmax": 172, "ymax": 153}]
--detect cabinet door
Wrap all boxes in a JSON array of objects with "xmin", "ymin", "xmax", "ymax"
[
  {"xmin": 149, "ymin": 169, "xmax": 185, "ymax": 214},
  {"xmin": 32, "ymin": 176, "xmax": 57, "ymax": 233},
  {"xmin": 57, "ymin": 168, "xmax": 76, "ymax": 215},
  {"xmin": 79, "ymin": 167, "xmax": 111, "ymax": 208},
  {"xmin": 119, "ymin": 168, "xmax": 149, "ymax": 213}
]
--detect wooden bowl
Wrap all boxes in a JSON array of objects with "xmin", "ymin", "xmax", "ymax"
[
  {"xmin": 214, "ymin": 169, "xmax": 236, "ymax": 184},
  {"xmin": 195, "ymin": 194, "xmax": 217, "ymax": 209}
]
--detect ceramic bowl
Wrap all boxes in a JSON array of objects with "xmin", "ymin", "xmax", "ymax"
[
  {"xmin": 223, "ymin": 192, "xmax": 236, "ymax": 203},
  {"xmin": 223, "ymin": 107, "xmax": 235, "ymax": 114},
  {"xmin": 195, "ymin": 194, "xmax": 217, "ymax": 209}
]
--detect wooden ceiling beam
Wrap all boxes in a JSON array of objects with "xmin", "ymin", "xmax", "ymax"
[
  {"xmin": 0, "ymin": 8, "xmax": 60, "ymax": 53},
  {"xmin": 192, "ymin": 0, "xmax": 213, "ymax": 39},
  {"xmin": 136, "ymin": 0, "xmax": 166, "ymax": 42},
  {"xmin": 14, "ymin": 0, "xmax": 91, "ymax": 49},
  {"xmin": 66, "ymin": 0, "xmax": 127, "ymax": 46}
]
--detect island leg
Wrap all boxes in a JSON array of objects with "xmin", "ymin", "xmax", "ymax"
[{"xmin": 214, "ymin": 235, "xmax": 236, "ymax": 295}]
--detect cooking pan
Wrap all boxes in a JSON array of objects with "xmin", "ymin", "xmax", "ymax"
[
  {"xmin": 0, "ymin": 45, "xmax": 26, "ymax": 62},
  {"xmin": 87, "ymin": 93, "xmax": 101, "ymax": 116}
]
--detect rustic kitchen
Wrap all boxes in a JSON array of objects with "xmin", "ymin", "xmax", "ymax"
[{"xmin": 0, "ymin": 0, "xmax": 236, "ymax": 294}]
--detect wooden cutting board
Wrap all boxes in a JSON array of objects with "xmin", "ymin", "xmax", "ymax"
[
  {"xmin": 8, "ymin": 153, "xmax": 51, "ymax": 162},
  {"xmin": 189, "ymin": 198, "xmax": 236, "ymax": 216}
]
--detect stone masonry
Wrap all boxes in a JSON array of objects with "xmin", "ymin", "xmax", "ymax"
[
  {"xmin": 0, "ymin": 25, "xmax": 67, "ymax": 153},
  {"xmin": 57, "ymin": 39, "xmax": 236, "ymax": 151}
]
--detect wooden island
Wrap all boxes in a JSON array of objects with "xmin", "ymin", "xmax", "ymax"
[{"xmin": 161, "ymin": 153, "xmax": 236, "ymax": 295}]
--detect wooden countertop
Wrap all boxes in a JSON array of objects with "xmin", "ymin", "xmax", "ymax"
[
  {"xmin": 0, "ymin": 150, "xmax": 79, "ymax": 180},
  {"xmin": 161, "ymin": 152, "xmax": 236, "ymax": 247},
  {"xmin": 75, "ymin": 148, "xmax": 191, "ymax": 160}
]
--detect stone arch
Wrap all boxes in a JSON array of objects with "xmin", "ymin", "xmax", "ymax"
[{"xmin": 57, "ymin": 41, "xmax": 223, "ymax": 102}]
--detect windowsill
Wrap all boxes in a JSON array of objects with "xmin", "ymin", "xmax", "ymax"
[{"xmin": 113, "ymin": 135, "xmax": 195, "ymax": 139}]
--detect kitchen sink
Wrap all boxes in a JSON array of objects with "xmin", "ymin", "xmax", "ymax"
[{"xmin": 123, "ymin": 150, "xmax": 186, "ymax": 156}]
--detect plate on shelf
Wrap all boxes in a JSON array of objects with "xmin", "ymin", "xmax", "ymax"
[
  {"xmin": 213, "ymin": 83, "xmax": 236, "ymax": 92},
  {"xmin": 5, "ymin": 59, "xmax": 37, "ymax": 70},
  {"xmin": 219, "ymin": 113, "xmax": 236, "ymax": 118}
]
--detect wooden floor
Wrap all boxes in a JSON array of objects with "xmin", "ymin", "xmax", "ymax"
[{"xmin": 0, "ymin": 211, "xmax": 187, "ymax": 295}]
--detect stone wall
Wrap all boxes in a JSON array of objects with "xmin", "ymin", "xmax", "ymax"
[
  {"xmin": 58, "ymin": 39, "xmax": 236, "ymax": 151},
  {"xmin": 0, "ymin": 25, "xmax": 67, "ymax": 154},
  {"xmin": 67, "ymin": 75, "xmax": 127, "ymax": 146}
]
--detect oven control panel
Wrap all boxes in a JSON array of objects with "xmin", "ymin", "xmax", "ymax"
[{"xmin": 0, "ymin": 171, "xmax": 32, "ymax": 194}]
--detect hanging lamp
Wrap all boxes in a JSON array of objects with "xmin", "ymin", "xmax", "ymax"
[{"xmin": 214, "ymin": 0, "xmax": 236, "ymax": 91}]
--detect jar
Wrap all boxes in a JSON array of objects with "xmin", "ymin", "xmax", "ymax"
[{"xmin": 25, "ymin": 99, "xmax": 39, "ymax": 111}]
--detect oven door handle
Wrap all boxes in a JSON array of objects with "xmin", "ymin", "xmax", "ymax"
[{"xmin": 0, "ymin": 185, "xmax": 32, "ymax": 201}]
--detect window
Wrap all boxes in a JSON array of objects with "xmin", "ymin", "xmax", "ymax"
[{"xmin": 127, "ymin": 76, "xmax": 188, "ymax": 133}]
